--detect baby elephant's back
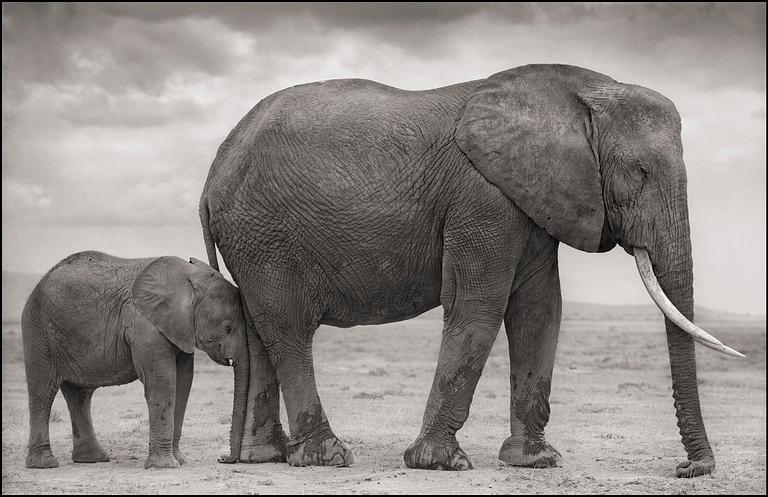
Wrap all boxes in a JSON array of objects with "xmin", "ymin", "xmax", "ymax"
[{"xmin": 27, "ymin": 251, "xmax": 152, "ymax": 336}]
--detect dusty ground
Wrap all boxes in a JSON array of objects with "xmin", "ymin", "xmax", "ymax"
[{"xmin": 2, "ymin": 309, "xmax": 765, "ymax": 494}]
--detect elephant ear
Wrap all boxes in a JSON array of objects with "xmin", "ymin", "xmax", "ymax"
[
  {"xmin": 455, "ymin": 65, "xmax": 612, "ymax": 252},
  {"xmin": 132, "ymin": 256, "xmax": 196, "ymax": 354}
]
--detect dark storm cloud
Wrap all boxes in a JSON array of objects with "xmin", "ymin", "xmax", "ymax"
[
  {"xmin": 2, "ymin": 2, "xmax": 235, "ymax": 97},
  {"xmin": 92, "ymin": 2, "xmax": 766, "ymax": 90},
  {"xmin": 4, "ymin": 3, "xmax": 764, "ymax": 100}
]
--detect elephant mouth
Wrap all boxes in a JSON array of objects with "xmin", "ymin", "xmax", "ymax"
[{"xmin": 632, "ymin": 247, "xmax": 744, "ymax": 357}]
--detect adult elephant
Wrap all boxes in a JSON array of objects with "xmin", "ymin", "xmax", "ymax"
[{"xmin": 199, "ymin": 64, "xmax": 742, "ymax": 476}]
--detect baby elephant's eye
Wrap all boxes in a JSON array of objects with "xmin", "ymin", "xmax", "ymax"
[{"xmin": 223, "ymin": 321, "xmax": 233, "ymax": 333}]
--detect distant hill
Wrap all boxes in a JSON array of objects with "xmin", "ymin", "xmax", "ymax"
[
  {"xmin": 1, "ymin": 271, "xmax": 762, "ymax": 324},
  {"xmin": 2, "ymin": 272, "xmax": 42, "ymax": 323},
  {"xmin": 560, "ymin": 301, "xmax": 762, "ymax": 322},
  {"xmin": 414, "ymin": 302, "xmax": 761, "ymax": 323}
]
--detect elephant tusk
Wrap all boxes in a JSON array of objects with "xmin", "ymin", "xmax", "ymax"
[
  {"xmin": 228, "ymin": 359, "xmax": 234, "ymax": 367},
  {"xmin": 633, "ymin": 248, "xmax": 745, "ymax": 358}
]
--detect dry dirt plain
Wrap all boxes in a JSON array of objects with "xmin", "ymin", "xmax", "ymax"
[{"xmin": 2, "ymin": 308, "xmax": 765, "ymax": 494}]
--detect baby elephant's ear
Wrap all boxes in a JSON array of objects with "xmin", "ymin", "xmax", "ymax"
[{"xmin": 132, "ymin": 256, "xmax": 195, "ymax": 354}]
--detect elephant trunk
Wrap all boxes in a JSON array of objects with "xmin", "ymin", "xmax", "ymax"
[
  {"xmin": 228, "ymin": 330, "xmax": 250, "ymax": 461},
  {"xmin": 635, "ymin": 208, "xmax": 715, "ymax": 468}
]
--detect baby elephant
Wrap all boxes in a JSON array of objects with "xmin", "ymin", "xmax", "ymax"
[{"xmin": 22, "ymin": 251, "xmax": 250, "ymax": 469}]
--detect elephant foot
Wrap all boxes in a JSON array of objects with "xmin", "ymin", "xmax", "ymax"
[
  {"xmin": 240, "ymin": 443, "xmax": 286, "ymax": 463},
  {"xmin": 676, "ymin": 456, "xmax": 715, "ymax": 478},
  {"xmin": 72, "ymin": 444, "xmax": 110, "ymax": 463},
  {"xmin": 26, "ymin": 449, "xmax": 60, "ymax": 469},
  {"xmin": 286, "ymin": 435, "xmax": 354, "ymax": 467},
  {"xmin": 144, "ymin": 452, "xmax": 179, "ymax": 469},
  {"xmin": 404, "ymin": 435, "xmax": 473, "ymax": 471},
  {"xmin": 498, "ymin": 436, "xmax": 562, "ymax": 468},
  {"xmin": 239, "ymin": 423, "xmax": 288, "ymax": 463}
]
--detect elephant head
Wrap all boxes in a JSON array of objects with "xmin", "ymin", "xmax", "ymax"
[
  {"xmin": 132, "ymin": 256, "xmax": 249, "ymax": 461},
  {"xmin": 456, "ymin": 64, "xmax": 742, "ymax": 476}
]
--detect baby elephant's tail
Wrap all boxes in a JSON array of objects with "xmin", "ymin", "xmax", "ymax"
[{"xmin": 199, "ymin": 197, "xmax": 219, "ymax": 271}]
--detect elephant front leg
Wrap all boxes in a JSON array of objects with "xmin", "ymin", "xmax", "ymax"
[
  {"xmin": 404, "ymin": 252, "xmax": 515, "ymax": 471},
  {"xmin": 132, "ymin": 341, "xmax": 179, "ymax": 469},
  {"xmin": 172, "ymin": 353, "xmax": 193, "ymax": 465},
  {"xmin": 499, "ymin": 234, "xmax": 562, "ymax": 468},
  {"xmin": 238, "ymin": 329, "xmax": 287, "ymax": 463}
]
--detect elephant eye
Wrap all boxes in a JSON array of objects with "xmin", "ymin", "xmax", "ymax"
[{"xmin": 223, "ymin": 321, "xmax": 233, "ymax": 333}]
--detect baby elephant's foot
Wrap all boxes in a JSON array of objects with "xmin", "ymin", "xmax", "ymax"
[
  {"xmin": 144, "ymin": 452, "xmax": 179, "ymax": 469},
  {"xmin": 676, "ymin": 456, "xmax": 715, "ymax": 478},
  {"xmin": 499, "ymin": 437, "xmax": 562, "ymax": 468},
  {"xmin": 173, "ymin": 448, "xmax": 187, "ymax": 466},
  {"xmin": 404, "ymin": 435, "xmax": 473, "ymax": 471},
  {"xmin": 72, "ymin": 444, "xmax": 110, "ymax": 463},
  {"xmin": 286, "ymin": 435, "xmax": 354, "ymax": 467},
  {"xmin": 26, "ymin": 449, "xmax": 60, "ymax": 469}
]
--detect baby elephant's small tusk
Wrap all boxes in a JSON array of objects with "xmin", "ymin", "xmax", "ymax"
[{"xmin": 228, "ymin": 359, "xmax": 234, "ymax": 367}]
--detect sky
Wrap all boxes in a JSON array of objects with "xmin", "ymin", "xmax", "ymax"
[{"xmin": 2, "ymin": 3, "xmax": 766, "ymax": 314}]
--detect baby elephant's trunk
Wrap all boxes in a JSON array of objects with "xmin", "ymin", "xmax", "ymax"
[{"xmin": 227, "ymin": 330, "xmax": 250, "ymax": 461}]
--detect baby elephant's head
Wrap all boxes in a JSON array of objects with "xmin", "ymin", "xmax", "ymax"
[
  {"xmin": 132, "ymin": 256, "xmax": 248, "ymax": 367},
  {"xmin": 187, "ymin": 258, "xmax": 247, "ymax": 367}
]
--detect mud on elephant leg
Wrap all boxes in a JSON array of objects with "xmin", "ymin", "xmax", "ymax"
[
  {"xmin": 403, "ymin": 317, "xmax": 504, "ymax": 471},
  {"xmin": 238, "ymin": 330, "xmax": 288, "ymax": 463},
  {"xmin": 240, "ymin": 276, "xmax": 352, "ymax": 467},
  {"xmin": 499, "ymin": 235, "xmax": 563, "ymax": 468},
  {"xmin": 276, "ymin": 336, "xmax": 353, "ymax": 467},
  {"xmin": 60, "ymin": 383, "xmax": 109, "ymax": 463}
]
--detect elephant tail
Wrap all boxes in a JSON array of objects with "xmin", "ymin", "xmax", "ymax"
[{"xmin": 200, "ymin": 196, "xmax": 220, "ymax": 271}]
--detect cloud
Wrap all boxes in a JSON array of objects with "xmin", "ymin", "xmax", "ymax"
[
  {"xmin": 2, "ymin": 180, "xmax": 52, "ymax": 213},
  {"xmin": 1, "ymin": 3, "xmax": 765, "ymax": 312},
  {"xmin": 58, "ymin": 89, "xmax": 206, "ymax": 128},
  {"xmin": 2, "ymin": 3, "xmax": 239, "ymax": 97}
]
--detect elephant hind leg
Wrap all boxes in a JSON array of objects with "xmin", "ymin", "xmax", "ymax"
[
  {"xmin": 61, "ymin": 382, "xmax": 109, "ymax": 463},
  {"xmin": 241, "ymin": 272, "xmax": 351, "ymax": 467}
]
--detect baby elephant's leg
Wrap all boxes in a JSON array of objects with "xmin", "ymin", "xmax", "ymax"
[
  {"xmin": 172, "ymin": 353, "xmax": 193, "ymax": 465},
  {"xmin": 25, "ymin": 371, "xmax": 61, "ymax": 469},
  {"xmin": 61, "ymin": 383, "xmax": 109, "ymax": 463},
  {"xmin": 131, "ymin": 339, "xmax": 179, "ymax": 469}
]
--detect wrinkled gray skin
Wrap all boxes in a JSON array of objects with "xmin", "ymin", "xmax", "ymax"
[
  {"xmin": 22, "ymin": 251, "xmax": 249, "ymax": 469},
  {"xmin": 200, "ymin": 64, "xmax": 716, "ymax": 477}
]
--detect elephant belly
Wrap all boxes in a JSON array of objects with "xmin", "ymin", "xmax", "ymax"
[
  {"xmin": 320, "ymin": 257, "xmax": 444, "ymax": 327},
  {"xmin": 46, "ymin": 321, "xmax": 138, "ymax": 388}
]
